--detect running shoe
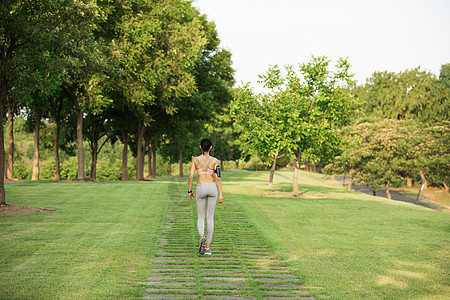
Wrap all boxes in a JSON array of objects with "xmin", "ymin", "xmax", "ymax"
[
  {"xmin": 204, "ymin": 248, "xmax": 212, "ymax": 255},
  {"xmin": 199, "ymin": 236, "xmax": 206, "ymax": 255}
]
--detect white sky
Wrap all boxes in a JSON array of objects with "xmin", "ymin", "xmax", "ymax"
[{"xmin": 193, "ymin": 0, "xmax": 450, "ymax": 90}]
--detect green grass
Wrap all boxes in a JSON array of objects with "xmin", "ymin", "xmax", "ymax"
[
  {"xmin": 1, "ymin": 181, "xmax": 170, "ymax": 299},
  {"xmin": 1, "ymin": 171, "xmax": 449, "ymax": 299},
  {"xmin": 224, "ymin": 170, "xmax": 450, "ymax": 299}
]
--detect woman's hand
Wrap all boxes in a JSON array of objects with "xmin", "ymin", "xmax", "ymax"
[
  {"xmin": 219, "ymin": 195, "xmax": 224, "ymax": 203},
  {"xmin": 189, "ymin": 192, "xmax": 194, "ymax": 201}
]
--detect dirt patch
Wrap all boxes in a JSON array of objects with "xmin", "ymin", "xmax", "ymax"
[
  {"xmin": 5, "ymin": 178, "xmax": 22, "ymax": 184},
  {"xmin": 262, "ymin": 194, "xmax": 326, "ymax": 199},
  {"xmin": 0, "ymin": 204, "xmax": 55, "ymax": 216},
  {"xmin": 256, "ymin": 186, "xmax": 287, "ymax": 190}
]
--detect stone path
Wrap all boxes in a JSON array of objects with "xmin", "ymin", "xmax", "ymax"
[{"xmin": 143, "ymin": 180, "xmax": 315, "ymax": 300}]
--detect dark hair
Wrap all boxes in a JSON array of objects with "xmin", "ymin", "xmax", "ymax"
[{"xmin": 200, "ymin": 138, "xmax": 212, "ymax": 152}]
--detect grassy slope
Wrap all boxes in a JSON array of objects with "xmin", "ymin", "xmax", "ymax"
[
  {"xmin": 224, "ymin": 170, "xmax": 450, "ymax": 299},
  {"xmin": 0, "ymin": 181, "xmax": 170, "ymax": 299}
]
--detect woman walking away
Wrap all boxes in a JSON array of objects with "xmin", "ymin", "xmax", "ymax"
[{"xmin": 188, "ymin": 138, "xmax": 224, "ymax": 255}]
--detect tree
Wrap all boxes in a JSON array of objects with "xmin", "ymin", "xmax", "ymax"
[
  {"xmin": 0, "ymin": 0, "xmax": 100, "ymax": 203},
  {"xmin": 232, "ymin": 85, "xmax": 287, "ymax": 188},
  {"xmin": 324, "ymin": 119, "xmax": 450, "ymax": 197},
  {"xmin": 234, "ymin": 56, "xmax": 355, "ymax": 195},
  {"xmin": 6, "ymin": 95, "xmax": 20, "ymax": 179},
  {"xmin": 420, "ymin": 121, "xmax": 450, "ymax": 192},
  {"xmin": 355, "ymin": 67, "xmax": 449, "ymax": 123},
  {"xmin": 114, "ymin": 0, "xmax": 206, "ymax": 180},
  {"xmin": 84, "ymin": 111, "xmax": 114, "ymax": 180},
  {"xmin": 47, "ymin": 83, "xmax": 74, "ymax": 180},
  {"xmin": 108, "ymin": 96, "xmax": 136, "ymax": 181},
  {"xmin": 438, "ymin": 63, "xmax": 450, "ymax": 88}
]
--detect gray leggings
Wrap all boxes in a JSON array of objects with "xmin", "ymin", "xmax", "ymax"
[{"xmin": 196, "ymin": 182, "xmax": 218, "ymax": 244}]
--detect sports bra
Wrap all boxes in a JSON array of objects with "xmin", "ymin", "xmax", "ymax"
[{"xmin": 197, "ymin": 155, "xmax": 215, "ymax": 175}]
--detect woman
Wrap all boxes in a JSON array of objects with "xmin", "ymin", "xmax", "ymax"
[{"xmin": 188, "ymin": 138, "xmax": 224, "ymax": 255}]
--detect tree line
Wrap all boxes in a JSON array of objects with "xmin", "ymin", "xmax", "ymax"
[
  {"xmin": 233, "ymin": 61, "xmax": 449, "ymax": 197},
  {"xmin": 2, "ymin": 1, "xmax": 448, "ymax": 206},
  {"xmin": 0, "ymin": 0, "xmax": 235, "ymax": 205}
]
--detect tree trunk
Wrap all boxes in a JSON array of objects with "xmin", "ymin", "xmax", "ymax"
[
  {"xmin": 121, "ymin": 134, "xmax": 129, "ymax": 181},
  {"xmin": 235, "ymin": 160, "xmax": 239, "ymax": 169},
  {"xmin": 348, "ymin": 169, "xmax": 354, "ymax": 191},
  {"xmin": 268, "ymin": 147, "xmax": 280, "ymax": 189},
  {"xmin": 443, "ymin": 182, "xmax": 449, "ymax": 193},
  {"xmin": 385, "ymin": 180, "xmax": 391, "ymax": 199},
  {"xmin": 7, "ymin": 97, "xmax": 14, "ymax": 179},
  {"xmin": 293, "ymin": 151, "xmax": 301, "ymax": 196},
  {"xmin": 0, "ymin": 101, "xmax": 6, "ymax": 205},
  {"xmin": 372, "ymin": 187, "xmax": 376, "ymax": 196},
  {"xmin": 54, "ymin": 121, "xmax": 61, "ymax": 180},
  {"xmin": 419, "ymin": 170, "xmax": 427, "ymax": 189},
  {"xmin": 145, "ymin": 135, "xmax": 151, "ymax": 178},
  {"xmin": 147, "ymin": 146, "xmax": 152, "ymax": 178},
  {"xmin": 151, "ymin": 138, "xmax": 156, "ymax": 177},
  {"xmin": 220, "ymin": 160, "xmax": 224, "ymax": 171},
  {"xmin": 136, "ymin": 122, "xmax": 145, "ymax": 180},
  {"xmin": 90, "ymin": 146, "xmax": 98, "ymax": 180},
  {"xmin": 211, "ymin": 132, "xmax": 216, "ymax": 156},
  {"xmin": 31, "ymin": 107, "xmax": 41, "ymax": 181},
  {"xmin": 179, "ymin": 144, "xmax": 183, "ymax": 178},
  {"xmin": 406, "ymin": 177, "xmax": 413, "ymax": 188},
  {"xmin": 168, "ymin": 158, "xmax": 172, "ymax": 176},
  {"xmin": 76, "ymin": 105, "xmax": 85, "ymax": 180}
]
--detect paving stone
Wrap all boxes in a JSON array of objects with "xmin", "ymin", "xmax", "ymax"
[
  {"xmin": 204, "ymin": 289, "xmax": 251, "ymax": 293},
  {"xmin": 148, "ymin": 271, "xmax": 196, "ymax": 276},
  {"xmin": 145, "ymin": 288, "xmax": 196, "ymax": 293},
  {"xmin": 155, "ymin": 251, "xmax": 192, "ymax": 255},
  {"xmin": 203, "ymin": 277, "xmax": 247, "ymax": 281},
  {"xmin": 202, "ymin": 282, "xmax": 248, "ymax": 287},
  {"xmin": 199, "ymin": 268, "xmax": 244, "ymax": 273},
  {"xmin": 152, "ymin": 259, "xmax": 189, "ymax": 263},
  {"xmin": 254, "ymin": 278, "xmax": 301, "ymax": 282},
  {"xmin": 203, "ymin": 296, "xmax": 256, "ymax": 299},
  {"xmin": 150, "ymin": 268, "xmax": 192, "ymax": 272},
  {"xmin": 259, "ymin": 284, "xmax": 306, "ymax": 289},
  {"xmin": 262, "ymin": 290, "xmax": 311, "ymax": 295},
  {"xmin": 147, "ymin": 276, "xmax": 195, "ymax": 281},
  {"xmin": 143, "ymin": 294, "xmax": 198, "ymax": 299},
  {"xmin": 253, "ymin": 273, "xmax": 296, "ymax": 277}
]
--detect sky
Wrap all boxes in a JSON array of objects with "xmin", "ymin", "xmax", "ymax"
[{"xmin": 193, "ymin": 0, "xmax": 450, "ymax": 91}]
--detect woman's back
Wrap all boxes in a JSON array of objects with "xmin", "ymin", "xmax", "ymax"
[{"xmin": 194, "ymin": 155, "xmax": 217, "ymax": 184}]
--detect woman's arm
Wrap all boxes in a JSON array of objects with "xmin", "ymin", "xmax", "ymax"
[
  {"xmin": 216, "ymin": 175, "xmax": 224, "ymax": 203},
  {"xmin": 188, "ymin": 158, "xmax": 196, "ymax": 201}
]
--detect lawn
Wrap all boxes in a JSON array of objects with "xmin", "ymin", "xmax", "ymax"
[
  {"xmin": 1, "ymin": 171, "xmax": 449, "ymax": 299},
  {"xmin": 224, "ymin": 170, "xmax": 450, "ymax": 299},
  {"xmin": 0, "ymin": 181, "xmax": 170, "ymax": 299}
]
